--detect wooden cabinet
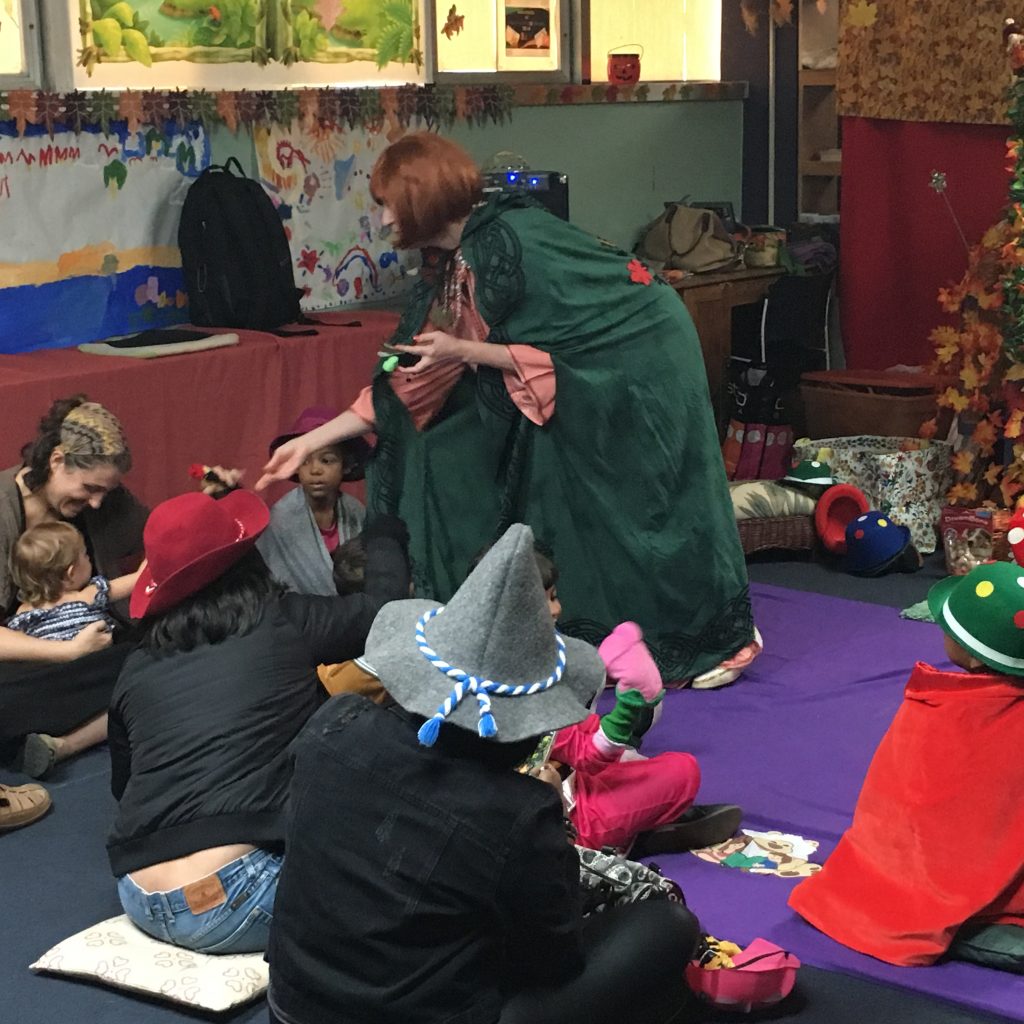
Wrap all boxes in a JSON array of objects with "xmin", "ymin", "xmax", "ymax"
[{"xmin": 673, "ymin": 267, "xmax": 785, "ymax": 434}]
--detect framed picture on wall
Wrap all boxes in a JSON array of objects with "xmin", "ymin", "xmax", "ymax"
[
  {"xmin": 280, "ymin": 0, "xmax": 424, "ymax": 78},
  {"xmin": 43, "ymin": 0, "xmax": 425, "ymax": 89},
  {"xmin": 74, "ymin": 0, "xmax": 282, "ymax": 79}
]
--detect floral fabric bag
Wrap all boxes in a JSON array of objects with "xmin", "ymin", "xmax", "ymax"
[{"xmin": 793, "ymin": 436, "xmax": 951, "ymax": 553}]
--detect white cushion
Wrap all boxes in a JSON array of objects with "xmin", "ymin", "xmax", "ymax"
[{"xmin": 30, "ymin": 915, "xmax": 267, "ymax": 1012}]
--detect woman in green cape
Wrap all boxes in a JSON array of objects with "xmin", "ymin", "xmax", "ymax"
[{"xmin": 258, "ymin": 133, "xmax": 756, "ymax": 683}]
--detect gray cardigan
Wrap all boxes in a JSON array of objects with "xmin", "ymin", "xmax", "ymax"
[{"xmin": 256, "ymin": 485, "xmax": 365, "ymax": 596}]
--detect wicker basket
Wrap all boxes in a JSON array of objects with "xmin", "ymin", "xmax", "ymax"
[
  {"xmin": 738, "ymin": 515, "xmax": 816, "ymax": 555},
  {"xmin": 800, "ymin": 370, "xmax": 952, "ymax": 439}
]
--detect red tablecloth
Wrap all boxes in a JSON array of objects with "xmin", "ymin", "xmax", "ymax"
[{"xmin": 0, "ymin": 311, "xmax": 399, "ymax": 509}]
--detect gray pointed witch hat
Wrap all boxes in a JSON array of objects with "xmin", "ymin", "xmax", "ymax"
[{"xmin": 363, "ymin": 523, "xmax": 604, "ymax": 744}]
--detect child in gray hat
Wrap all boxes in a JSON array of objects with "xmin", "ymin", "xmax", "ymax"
[{"xmin": 267, "ymin": 524, "xmax": 700, "ymax": 1024}]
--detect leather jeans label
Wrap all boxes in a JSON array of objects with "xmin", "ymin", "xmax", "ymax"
[{"xmin": 183, "ymin": 874, "xmax": 228, "ymax": 915}]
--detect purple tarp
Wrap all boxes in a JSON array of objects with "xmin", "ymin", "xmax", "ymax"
[{"xmin": 633, "ymin": 583, "xmax": 1024, "ymax": 1021}]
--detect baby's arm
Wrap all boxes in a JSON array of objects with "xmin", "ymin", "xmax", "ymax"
[{"xmin": 107, "ymin": 563, "xmax": 145, "ymax": 604}]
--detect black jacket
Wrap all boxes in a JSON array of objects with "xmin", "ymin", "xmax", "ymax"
[
  {"xmin": 106, "ymin": 533, "xmax": 409, "ymax": 877},
  {"xmin": 267, "ymin": 696, "xmax": 585, "ymax": 1024}
]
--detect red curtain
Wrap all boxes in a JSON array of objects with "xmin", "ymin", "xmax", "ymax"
[{"xmin": 840, "ymin": 117, "xmax": 1010, "ymax": 369}]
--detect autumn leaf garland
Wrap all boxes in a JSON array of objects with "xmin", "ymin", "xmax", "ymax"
[{"xmin": 923, "ymin": 74, "xmax": 1024, "ymax": 508}]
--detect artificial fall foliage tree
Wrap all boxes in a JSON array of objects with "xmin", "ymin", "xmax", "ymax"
[{"xmin": 923, "ymin": 68, "xmax": 1024, "ymax": 508}]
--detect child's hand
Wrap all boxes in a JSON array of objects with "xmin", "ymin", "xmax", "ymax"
[
  {"xmin": 528, "ymin": 761, "xmax": 563, "ymax": 791},
  {"xmin": 256, "ymin": 438, "xmax": 307, "ymax": 491},
  {"xmin": 65, "ymin": 620, "xmax": 112, "ymax": 661},
  {"xmin": 190, "ymin": 465, "xmax": 244, "ymax": 495}
]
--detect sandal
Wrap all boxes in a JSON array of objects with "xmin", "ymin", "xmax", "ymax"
[
  {"xmin": 631, "ymin": 803, "xmax": 743, "ymax": 858},
  {"xmin": 691, "ymin": 627, "xmax": 764, "ymax": 690},
  {"xmin": 0, "ymin": 782, "xmax": 52, "ymax": 832},
  {"xmin": 18, "ymin": 734, "xmax": 60, "ymax": 780}
]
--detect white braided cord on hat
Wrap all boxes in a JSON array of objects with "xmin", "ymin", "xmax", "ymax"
[{"xmin": 414, "ymin": 605, "xmax": 567, "ymax": 746}]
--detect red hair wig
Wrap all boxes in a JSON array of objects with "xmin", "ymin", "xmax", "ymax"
[{"xmin": 370, "ymin": 132, "xmax": 483, "ymax": 248}]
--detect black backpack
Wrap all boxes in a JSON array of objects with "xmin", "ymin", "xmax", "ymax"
[{"xmin": 178, "ymin": 157, "xmax": 302, "ymax": 330}]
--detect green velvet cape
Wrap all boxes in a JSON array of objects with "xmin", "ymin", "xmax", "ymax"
[{"xmin": 367, "ymin": 195, "xmax": 752, "ymax": 680}]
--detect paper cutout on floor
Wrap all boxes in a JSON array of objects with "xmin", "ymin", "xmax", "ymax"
[{"xmin": 692, "ymin": 829, "xmax": 822, "ymax": 878}]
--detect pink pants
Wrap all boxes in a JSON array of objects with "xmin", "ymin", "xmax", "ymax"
[{"xmin": 551, "ymin": 714, "xmax": 701, "ymax": 851}]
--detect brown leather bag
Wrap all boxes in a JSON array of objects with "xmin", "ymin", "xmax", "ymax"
[{"xmin": 637, "ymin": 203, "xmax": 742, "ymax": 274}]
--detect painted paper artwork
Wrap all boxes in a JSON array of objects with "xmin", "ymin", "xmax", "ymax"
[
  {"xmin": 73, "ymin": 0, "xmax": 423, "ymax": 85},
  {"xmin": 254, "ymin": 124, "xmax": 414, "ymax": 311},
  {"xmin": 0, "ymin": 121, "xmax": 210, "ymax": 353},
  {"xmin": 282, "ymin": 0, "xmax": 420, "ymax": 68},
  {"xmin": 78, "ymin": 0, "xmax": 279, "ymax": 75}
]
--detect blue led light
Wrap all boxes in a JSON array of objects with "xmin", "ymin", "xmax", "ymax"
[{"xmin": 508, "ymin": 172, "xmax": 518, "ymax": 182}]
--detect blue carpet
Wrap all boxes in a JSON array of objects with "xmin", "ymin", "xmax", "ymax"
[{"xmin": 2, "ymin": 747, "xmax": 265, "ymax": 1024}]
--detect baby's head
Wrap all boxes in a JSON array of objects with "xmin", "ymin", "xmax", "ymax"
[
  {"xmin": 928, "ymin": 562, "xmax": 1024, "ymax": 679},
  {"xmin": 332, "ymin": 535, "xmax": 368, "ymax": 596},
  {"xmin": 11, "ymin": 522, "xmax": 91, "ymax": 606},
  {"xmin": 332, "ymin": 533, "xmax": 415, "ymax": 598}
]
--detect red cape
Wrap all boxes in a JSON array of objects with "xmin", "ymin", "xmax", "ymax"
[{"xmin": 789, "ymin": 662, "xmax": 1024, "ymax": 966}]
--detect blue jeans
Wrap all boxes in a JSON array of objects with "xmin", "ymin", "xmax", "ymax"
[{"xmin": 117, "ymin": 848, "xmax": 282, "ymax": 954}]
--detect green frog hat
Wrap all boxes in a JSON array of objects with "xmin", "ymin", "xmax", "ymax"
[
  {"xmin": 928, "ymin": 562, "xmax": 1024, "ymax": 676},
  {"xmin": 782, "ymin": 459, "xmax": 834, "ymax": 487}
]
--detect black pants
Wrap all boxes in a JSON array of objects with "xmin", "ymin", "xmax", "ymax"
[
  {"xmin": 500, "ymin": 901, "xmax": 700, "ymax": 1024},
  {"xmin": 0, "ymin": 643, "xmax": 130, "ymax": 756},
  {"xmin": 268, "ymin": 900, "xmax": 700, "ymax": 1024}
]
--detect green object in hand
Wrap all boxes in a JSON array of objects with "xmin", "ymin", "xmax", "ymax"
[
  {"xmin": 382, "ymin": 355, "xmax": 400, "ymax": 373},
  {"xmin": 599, "ymin": 687, "xmax": 662, "ymax": 745}
]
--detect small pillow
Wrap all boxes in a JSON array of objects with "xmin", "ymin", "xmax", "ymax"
[
  {"xmin": 948, "ymin": 923, "xmax": 1024, "ymax": 974},
  {"xmin": 729, "ymin": 480, "xmax": 817, "ymax": 522},
  {"xmin": 30, "ymin": 915, "xmax": 267, "ymax": 1012}
]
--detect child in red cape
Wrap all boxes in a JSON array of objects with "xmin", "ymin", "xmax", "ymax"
[{"xmin": 788, "ymin": 561, "xmax": 1024, "ymax": 966}]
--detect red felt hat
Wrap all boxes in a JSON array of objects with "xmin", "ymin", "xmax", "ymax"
[
  {"xmin": 814, "ymin": 483, "xmax": 870, "ymax": 555},
  {"xmin": 131, "ymin": 490, "xmax": 270, "ymax": 619},
  {"xmin": 269, "ymin": 405, "xmax": 371, "ymax": 482}
]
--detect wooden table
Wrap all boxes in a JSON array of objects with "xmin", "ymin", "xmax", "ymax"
[{"xmin": 673, "ymin": 266, "xmax": 785, "ymax": 433}]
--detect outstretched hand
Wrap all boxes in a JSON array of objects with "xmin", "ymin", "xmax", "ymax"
[
  {"xmin": 390, "ymin": 330, "xmax": 469, "ymax": 375},
  {"xmin": 255, "ymin": 436, "xmax": 307, "ymax": 491}
]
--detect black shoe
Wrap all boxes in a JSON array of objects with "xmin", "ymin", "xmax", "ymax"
[{"xmin": 631, "ymin": 803, "xmax": 743, "ymax": 858}]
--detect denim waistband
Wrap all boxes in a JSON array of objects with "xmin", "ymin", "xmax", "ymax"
[{"xmin": 121, "ymin": 848, "xmax": 276, "ymax": 922}]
